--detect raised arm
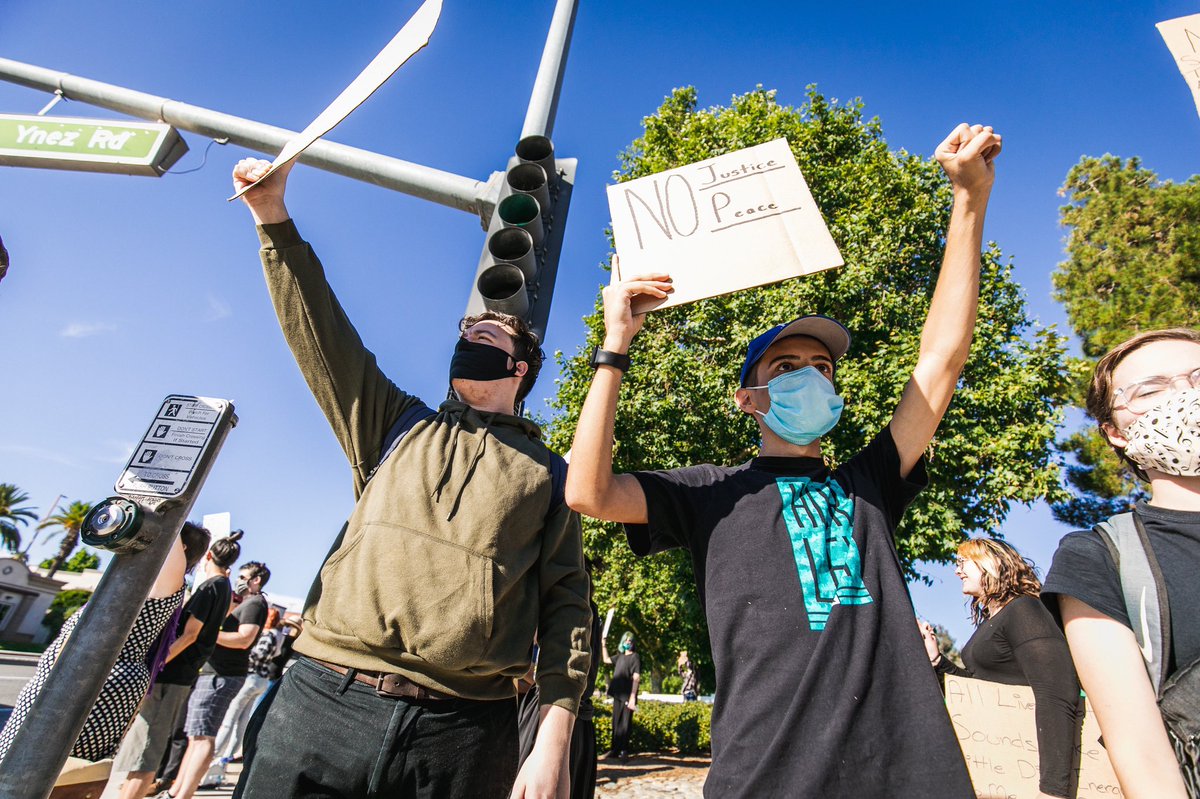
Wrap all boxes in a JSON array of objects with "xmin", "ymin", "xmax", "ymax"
[
  {"xmin": 564, "ymin": 266, "xmax": 673, "ymax": 523},
  {"xmin": 1059, "ymin": 596, "xmax": 1188, "ymax": 798},
  {"xmin": 890, "ymin": 124, "xmax": 1001, "ymax": 477},
  {"xmin": 232, "ymin": 158, "xmax": 420, "ymax": 492}
]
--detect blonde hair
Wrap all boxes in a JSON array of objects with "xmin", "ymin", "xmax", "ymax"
[{"xmin": 958, "ymin": 538, "xmax": 1041, "ymax": 626}]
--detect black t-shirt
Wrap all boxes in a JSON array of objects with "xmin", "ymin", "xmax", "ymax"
[
  {"xmin": 158, "ymin": 575, "xmax": 232, "ymax": 686},
  {"xmin": 936, "ymin": 595, "xmax": 1081, "ymax": 797},
  {"xmin": 206, "ymin": 594, "xmax": 268, "ymax": 677},
  {"xmin": 607, "ymin": 651, "xmax": 641, "ymax": 700},
  {"xmin": 1043, "ymin": 501, "xmax": 1200, "ymax": 676},
  {"xmin": 626, "ymin": 427, "xmax": 973, "ymax": 798}
]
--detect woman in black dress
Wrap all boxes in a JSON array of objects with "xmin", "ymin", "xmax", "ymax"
[{"xmin": 922, "ymin": 538, "xmax": 1081, "ymax": 799}]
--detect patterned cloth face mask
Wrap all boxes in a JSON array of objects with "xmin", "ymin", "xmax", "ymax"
[
  {"xmin": 746, "ymin": 366, "xmax": 844, "ymax": 446},
  {"xmin": 1121, "ymin": 386, "xmax": 1200, "ymax": 477}
]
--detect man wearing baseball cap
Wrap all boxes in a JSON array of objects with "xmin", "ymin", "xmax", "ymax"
[{"xmin": 566, "ymin": 123, "xmax": 1002, "ymax": 798}]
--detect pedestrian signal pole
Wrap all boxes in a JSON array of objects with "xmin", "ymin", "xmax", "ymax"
[{"xmin": 0, "ymin": 396, "xmax": 237, "ymax": 799}]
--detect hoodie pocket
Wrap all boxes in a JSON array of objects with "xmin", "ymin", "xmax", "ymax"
[{"xmin": 319, "ymin": 523, "xmax": 495, "ymax": 668}]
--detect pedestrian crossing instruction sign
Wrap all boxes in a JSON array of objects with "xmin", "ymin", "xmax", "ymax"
[{"xmin": 117, "ymin": 395, "xmax": 230, "ymax": 499}]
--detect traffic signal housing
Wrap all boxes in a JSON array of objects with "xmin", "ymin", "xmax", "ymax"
[{"xmin": 467, "ymin": 135, "xmax": 575, "ymax": 340}]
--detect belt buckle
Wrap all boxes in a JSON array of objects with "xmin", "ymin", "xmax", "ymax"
[{"xmin": 376, "ymin": 672, "xmax": 419, "ymax": 699}]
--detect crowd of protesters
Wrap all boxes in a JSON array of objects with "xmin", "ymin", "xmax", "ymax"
[{"xmin": 3, "ymin": 117, "xmax": 1199, "ymax": 799}]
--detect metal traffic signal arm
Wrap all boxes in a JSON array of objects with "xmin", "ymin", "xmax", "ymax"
[{"xmin": 0, "ymin": 0, "xmax": 580, "ymax": 338}]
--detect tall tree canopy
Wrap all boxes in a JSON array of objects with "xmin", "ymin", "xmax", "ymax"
[
  {"xmin": 546, "ymin": 87, "xmax": 1071, "ymax": 687},
  {"xmin": 0, "ymin": 483, "xmax": 38, "ymax": 553},
  {"xmin": 40, "ymin": 500, "xmax": 92, "ymax": 578},
  {"xmin": 1051, "ymin": 156, "xmax": 1200, "ymax": 527}
]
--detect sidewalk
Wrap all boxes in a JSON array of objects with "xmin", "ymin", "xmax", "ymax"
[{"xmin": 598, "ymin": 754, "xmax": 709, "ymax": 797}]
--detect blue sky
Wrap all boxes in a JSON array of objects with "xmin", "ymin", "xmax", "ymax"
[{"xmin": 1, "ymin": 0, "xmax": 1197, "ymax": 645}]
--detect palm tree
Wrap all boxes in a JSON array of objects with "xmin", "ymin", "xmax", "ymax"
[
  {"xmin": 41, "ymin": 501, "xmax": 92, "ymax": 578},
  {"xmin": 0, "ymin": 484, "xmax": 38, "ymax": 553}
]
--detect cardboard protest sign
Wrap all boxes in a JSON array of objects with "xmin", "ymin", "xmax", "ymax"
[
  {"xmin": 602, "ymin": 608, "xmax": 615, "ymax": 640},
  {"xmin": 944, "ymin": 675, "xmax": 1122, "ymax": 799},
  {"xmin": 229, "ymin": 0, "xmax": 442, "ymax": 200},
  {"xmin": 606, "ymin": 138, "xmax": 843, "ymax": 312},
  {"xmin": 1157, "ymin": 14, "xmax": 1200, "ymax": 120}
]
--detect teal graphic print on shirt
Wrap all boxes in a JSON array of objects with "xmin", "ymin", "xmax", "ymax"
[{"xmin": 776, "ymin": 477, "xmax": 872, "ymax": 630}]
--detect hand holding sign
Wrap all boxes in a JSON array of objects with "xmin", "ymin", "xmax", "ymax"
[
  {"xmin": 600, "ymin": 255, "xmax": 673, "ymax": 351},
  {"xmin": 228, "ymin": 0, "xmax": 442, "ymax": 201},
  {"xmin": 231, "ymin": 157, "xmax": 295, "ymax": 225}
]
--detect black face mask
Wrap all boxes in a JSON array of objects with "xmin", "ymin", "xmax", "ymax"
[{"xmin": 449, "ymin": 338, "xmax": 520, "ymax": 382}]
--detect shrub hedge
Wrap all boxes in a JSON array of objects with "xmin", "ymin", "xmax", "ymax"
[{"xmin": 592, "ymin": 699, "xmax": 711, "ymax": 755}]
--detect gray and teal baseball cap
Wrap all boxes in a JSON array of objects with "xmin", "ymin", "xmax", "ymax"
[{"xmin": 739, "ymin": 315, "xmax": 851, "ymax": 386}]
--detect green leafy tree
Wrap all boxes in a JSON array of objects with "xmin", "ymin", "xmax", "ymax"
[
  {"xmin": 0, "ymin": 483, "xmax": 38, "ymax": 553},
  {"xmin": 38, "ymin": 548, "xmax": 100, "ymax": 573},
  {"xmin": 40, "ymin": 501, "xmax": 92, "ymax": 578},
  {"xmin": 42, "ymin": 589, "xmax": 91, "ymax": 640},
  {"xmin": 545, "ymin": 86, "xmax": 1071, "ymax": 684},
  {"xmin": 1051, "ymin": 156, "xmax": 1200, "ymax": 527}
]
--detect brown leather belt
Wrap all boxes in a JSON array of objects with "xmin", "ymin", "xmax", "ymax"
[{"xmin": 310, "ymin": 658, "xmax": 452, "ymax": 701}]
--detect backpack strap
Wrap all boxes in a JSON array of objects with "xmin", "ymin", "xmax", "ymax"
[
  {"xmin": 547, "ymin": 452, "xmax": 567, "ymax": 513},
  {"xmin": 1094, "ymin": 511, "xmax": 1173, "ymax": 695}
]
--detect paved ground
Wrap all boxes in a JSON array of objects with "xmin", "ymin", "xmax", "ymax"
[
  {"xmin": 0, "ymin": 653, "xmax": 38, "ymax": 707},
  {"xmin": 597, "ymin": 754, "xmax": 709, "ymax": 797}
]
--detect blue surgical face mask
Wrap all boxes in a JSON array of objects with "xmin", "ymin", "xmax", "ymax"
[{"xmin": 745, "ymin": 366, "xmax": 843, "ymax": 446}]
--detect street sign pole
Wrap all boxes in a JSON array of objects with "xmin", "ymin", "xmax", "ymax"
[
  {"xmin": 522, "ymin": 0, "xmax": 579, "ymax": 141},
  {"xmin": 467, "ymin": 0, "xmax": 578, "ymax": 338},
  {"xmin": 0, "ymin": 396, "xmax": 237, "ymax": 799},
  {"xmin": 0, "ymin": 56, "xmax": 497, "ymax": 225}
]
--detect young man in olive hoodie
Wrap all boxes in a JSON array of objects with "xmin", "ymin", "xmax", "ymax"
[{"xmin": 230, "ymin": 158, "xmax": 591, "ymax": 799}]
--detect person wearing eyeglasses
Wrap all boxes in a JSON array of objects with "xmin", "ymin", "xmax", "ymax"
[{"xmin": 1042, "ymin": 328, "xmax": 1200, "ymax": 798}]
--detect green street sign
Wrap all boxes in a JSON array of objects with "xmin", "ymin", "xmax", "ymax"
[{"xmin": 0, "ymin": 114, "xmax": 188, "ymax": 176}]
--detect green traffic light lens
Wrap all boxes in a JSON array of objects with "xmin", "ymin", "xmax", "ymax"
[{"xmin": 499, "ymin": 194, "xmax": 540, "ymax": 226}]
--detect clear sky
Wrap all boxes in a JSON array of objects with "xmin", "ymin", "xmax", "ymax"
[{"xmin": 1, "ymin": 0, "xmax": 1197, "ymax": 645}]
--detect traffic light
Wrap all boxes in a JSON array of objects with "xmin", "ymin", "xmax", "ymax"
[{"xmin": 467, "ymin": 135, "xmax": 576, "ymax": 339}]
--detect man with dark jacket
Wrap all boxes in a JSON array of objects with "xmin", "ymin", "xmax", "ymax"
[{"xmin": 229, "ymin": 158, "xmax": 591, "ymax": 799}]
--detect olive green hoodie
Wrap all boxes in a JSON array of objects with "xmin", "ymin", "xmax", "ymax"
[{"xmin": 257, "ymin": 220, "xmax": 591, "ymax": 713}]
